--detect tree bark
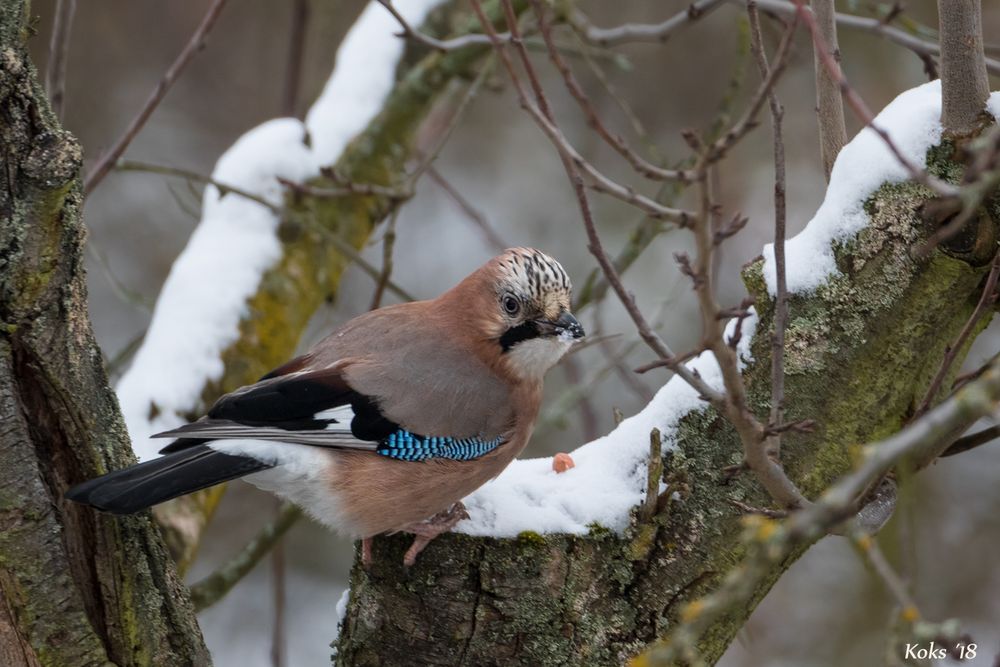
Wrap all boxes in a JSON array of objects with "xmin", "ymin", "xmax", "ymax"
[
  {"xmin": 334, "ymin": 160, "xmax": 1000, "ymax": 662},
  {"xmin": 0, "ymin": 2, "xmax": 209, "ymax": 665},
  {"xmin": 938, "ymin": 0, "xmax": 989, "ymax": 137},
  {"xmin": 811, "ymin": 0, "xmax": 847, "ymax": 180}
]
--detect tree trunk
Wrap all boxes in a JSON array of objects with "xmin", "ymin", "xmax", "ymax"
[
  {"xmin": 0, "ymin": 2, "xmax": 209, "ymax": 664},
  {"xmin": 335, "ymin": 168, "xmax": 1000, "ymax": 662}
]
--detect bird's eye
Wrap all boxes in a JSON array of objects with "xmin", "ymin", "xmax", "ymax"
[{"xmin": 502, "ymin": 295, "xmax": 520, "ymax": 316}]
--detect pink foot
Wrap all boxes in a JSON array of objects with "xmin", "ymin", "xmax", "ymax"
[{"xmin": 399, "ymin": 502, "xmax": 470, "ymax": 567}]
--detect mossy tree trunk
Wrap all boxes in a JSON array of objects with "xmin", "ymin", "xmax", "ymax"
[
  {"xmin": 334, "ymin": 164, "xmax": 1000, "ymax": 662},
  {"xmin": 0, "ymin": 2, "xmax": 209, "ymax": 665}
]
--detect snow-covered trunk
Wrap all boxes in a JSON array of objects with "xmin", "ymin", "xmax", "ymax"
[
  {"xmin": 333, "ymin": 88, "xmax": 1000, "ymax": 665},
  {"xmin": 0, "ymin": 3, "xmax": 208, "ymax": 664}
]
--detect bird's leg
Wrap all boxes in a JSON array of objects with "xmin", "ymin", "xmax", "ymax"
[
  {"xmin": 361, "ymin": 537, "xmax": 373, "ymax": 569},
  {"xmin": 400, "ymin": 501, "xmax": 470, "ymax": 567}
]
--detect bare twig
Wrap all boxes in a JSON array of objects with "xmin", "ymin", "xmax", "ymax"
[
  {"xmin": 310, "ymin": 226, "xmax": 417, "ymax": 303},
  {"xmin": 688, "ymin": 14, "xmax": 808, "ymax": 510},
  {"xmin": 511, "ymin": 101, "xmax": 696, "ymax": 223},
  {"xmin": 45, "ymin": 0, "xmax": 77, "ymax": 120},
  {"xmin": 569, "ymin": 0, "xmax": 727, "ymax": 47},
  {"xmin": 728, "ymin": 499, "xmax": 788, "ymax": 519},
  {"xmin": 279, "ymin": 175, "xmax": 411, "ymax": 201},
  {"xmin": 376, "ymin": 0, "xmax": 508, "ymax": 51},
  {"xmin": 560, "ymin": 355, "xmax": 601, "ymax": 442},
  {"xmin": 747, "ymin": 1, "xmax": 790, "ymax": 460},
  {"xmin": 427, "ymin": 167, "xmax": 508, "ymax": 251},
  {"xmin": 641, "ymin": 429, "xmax": 664, "ymax": 521},
  {"xmin": 810, "ymin": 0, "xmax": 847, "ymax": 179},
  {"xmin": 790, "ymin": 0, "xmax": 957, "ymax": 198},
  {"xmin": 941, "ymin": 424, "xmax": 1000, "ymax": 457},
  {"xmin": 594, "ymin": 307, "xmax": 655, "ymax": 403},
  {"xmin": 115, "ymin": 159, "xmax": 279, "ymax": 212},
  {"xmin": 370, "ymin": 209, "xmax": 400, "ymax": 310},
  {"xmin": 282, "ymin": 0, "xmax": 309, "ymax": 118},
  {"xmin": 85, "ymin": 0, "xmax": 230, "ymax": 195},
  {"xmin": 703, "ymin": 18, "xmax": 798, "ymax": 166},
  {"xmin": 189, "ymin": 504, "xmax": 303, "ymax": 612},
  {"xmin": 913, "ymin": 250, "xmax": 1000, "ymax": 418},
  {"xmin": 852, "ymin": 533, "xmax": 920, "ymax": 621},
  {"xmin": 937, "ymin": 0, "xmax": 990, "ymax": 137},
  {"xmin": 726, "ymin": 0, "xmax": 1000, "ymax": 76},
  {"xmin": 533, "ymin": 5, "xmax": 693, "ymax": 182}
]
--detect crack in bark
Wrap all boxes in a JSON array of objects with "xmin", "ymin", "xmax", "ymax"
[{"xmin": 457, "ymin": 543, "xmax": 486, "ymax": 665}]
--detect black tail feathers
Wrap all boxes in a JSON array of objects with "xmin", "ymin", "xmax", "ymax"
[{"xmin": 65, "ymin": 445, "xmax": 273, "ymax": 514}]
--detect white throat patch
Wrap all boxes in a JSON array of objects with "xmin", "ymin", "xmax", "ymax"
[{"xmin": 504, "ymin": 336, "xmax": 574, "ymax": 381}]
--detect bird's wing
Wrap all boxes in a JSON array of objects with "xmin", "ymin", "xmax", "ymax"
[
  {"xmin": 154, "ymin": 361, "xmax": 509, "ymax": 462},
  {"xmin": 155, "ymin": 363, "xmax": 393, "ymax": 453}
]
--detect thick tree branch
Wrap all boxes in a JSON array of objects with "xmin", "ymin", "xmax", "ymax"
[
  {"xmin": 937, "ymin": 0, "xmax": 990, "ymax": 137},
  {"xmin": 810, "ymin": 0, "xmax": 847, "ymax": 179}
]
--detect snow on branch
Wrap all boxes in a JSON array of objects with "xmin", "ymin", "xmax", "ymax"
[
  {"xmin": 762, "ymin": 81, "xmax": 1000, "ymax": 295},
  {"xmin": 118, "ymin": 0, "xmax": 445, "ymax": 462}
]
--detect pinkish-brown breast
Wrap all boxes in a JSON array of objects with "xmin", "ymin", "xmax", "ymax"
[{"xmin": 328, "ymin": 382, "xmax": 541, "ymax": 537}]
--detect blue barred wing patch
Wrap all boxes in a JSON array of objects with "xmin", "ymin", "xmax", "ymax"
[{"xmin": 376, "ymin": 429, "xmax": 504, "ymax": 461}]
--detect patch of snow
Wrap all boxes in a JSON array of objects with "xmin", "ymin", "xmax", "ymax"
[
  {"xmin": 763, "ymin": 81, "xmax": 1000, "ymax": 295},
  {"xmin": 458, "ymin": 312, "xmax": 757, "ymax": 537},
  {"xmin": 117, "ymin": 0, "xmax": 445, "ymax": 461},
  {"xmin": 330, "ymin": 588, "xmax": 350, "ymax": 658}
]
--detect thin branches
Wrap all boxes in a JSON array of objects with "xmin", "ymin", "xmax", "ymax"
[
  {"xmin": 472, "ymin": 0, "xmax": 719, "ymax": 404},
  {"xmin": 116, "ymin": 159, "xmax": 279, "ymax": 212},
  {"xmin": 45, "ymin": 0, "xmax": 77, "ymax": 120},
  {"xmin": 376, "ymin": 0, "xmax": 506, "ymax": 51},
  {"xmin": 569, "ymin": 0, "xmax": 727, "ymax": 47},
  {"xmin": 810, "ymin": 0, "xmax": 847, "ymax": 179},
  {"xmin": 426, "ymin": 167, "xmax": 508, "ymax": 251},
  {"xmin": 914, "ymin": 251, "xmax": 1000, "ymax": 418},
  {"xmin": 189, "ymin": 504, "xmax": 303, "ymax": 612},
  {"xmin": 534, "ymin": 9, "xmax": 693, "ymax": 182},
  {"xmin": 790, "ymin": 0, "xmax": 956, "ymax": 198},
  {"xmin": 482, "ymin": 0, "xmax": 807, "ymax": 510},
  {"xmin": 645, "ymin": 358, "xmax": 1000, "ymax": 663},
  {"xmin": 747, "ymin": 1, "xmax": 790, "ymax": 460},
  {"xmin": 84, "ymin": 0, "xmax": 230, "ymax": 195},
  {"xmin": 685, "ymin": 13, "xmax": 807, "ymax": 510}
]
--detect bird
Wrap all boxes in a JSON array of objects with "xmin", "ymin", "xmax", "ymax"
[{"xmin": 67, "ymin": 247, "xmax": 585, "ymax": 566}]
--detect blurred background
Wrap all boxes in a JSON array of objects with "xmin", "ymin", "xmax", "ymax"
[{"xmin": 25, "ymin": 1, "xmax": 1000, "ymax": 665}]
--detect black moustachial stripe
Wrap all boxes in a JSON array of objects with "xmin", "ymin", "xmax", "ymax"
[{"xmin": 499, "ymin": 321, "xmax": 540, "ymax": 352}]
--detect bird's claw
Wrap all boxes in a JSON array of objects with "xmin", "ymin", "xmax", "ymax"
[{"xmin": 400, "ymin": 502, "xmax": 469, "ymax": 567}]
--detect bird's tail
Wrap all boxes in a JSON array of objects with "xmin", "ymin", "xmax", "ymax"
[{"xmin": 65, "ymin": 444, "xmax": 273, "ymax": 514}]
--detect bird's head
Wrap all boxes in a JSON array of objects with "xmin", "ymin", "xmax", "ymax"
[{"xmin": 480, "ymin": 247, "xmax": 585, "ymax": 381}]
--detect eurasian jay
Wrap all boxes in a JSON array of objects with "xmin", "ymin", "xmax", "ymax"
[{"xmin": 67, "ymin": 247, "xmax": 584, "ymax": 565}]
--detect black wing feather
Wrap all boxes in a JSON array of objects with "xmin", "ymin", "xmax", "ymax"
[{"xmin": 161, "ymin": 365, "xmax": 398, "ymax": 453}]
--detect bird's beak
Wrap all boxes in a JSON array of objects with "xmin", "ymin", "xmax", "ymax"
[{"xmin": 537, "ymin": 311, "xmax": 585, "ymax": 340}]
